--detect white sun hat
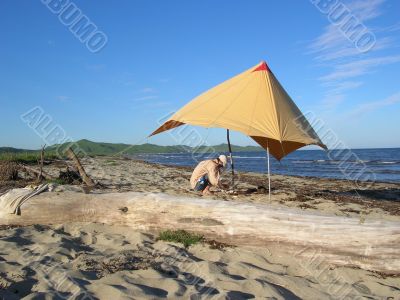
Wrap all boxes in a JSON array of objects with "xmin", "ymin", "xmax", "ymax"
[{"xmin": 218, "ymin": 154, "xmax": 227, "ymax": 167}]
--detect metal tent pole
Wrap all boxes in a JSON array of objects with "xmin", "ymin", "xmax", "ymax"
[
  {"xmin": 267, "ymin": 145, "xmax": 271, "ymax": 201},
  {"xmin": 226, "ymin": 129, "xmax": 234, "ymax": 188}
]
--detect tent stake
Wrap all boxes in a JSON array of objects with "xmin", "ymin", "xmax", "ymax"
[
  {"xmin": 226, "ymin": 129, "xmax": 234, "ymax": 188},
  {"xmin": 267, "ymin": 146, "xmax": 271, "ymax": 201}
]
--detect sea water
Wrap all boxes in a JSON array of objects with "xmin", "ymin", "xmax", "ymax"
[{"xmin": 131, "ymin": 148, "xmax": 400, "ymax": 183}]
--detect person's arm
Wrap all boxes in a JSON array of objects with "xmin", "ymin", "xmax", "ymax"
[{"xmin": 206, "ymin": 163, "xmax": 221, "ymax": 187}]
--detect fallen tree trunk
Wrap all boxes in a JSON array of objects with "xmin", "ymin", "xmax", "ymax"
[{"xmin": 1, "ymin": 191, "xmax": 399, "ymax": 274}]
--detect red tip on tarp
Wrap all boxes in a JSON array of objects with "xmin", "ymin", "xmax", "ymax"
[{"xmin": 252, "ymin": 61, "xmax": 270, "ymax": 72}]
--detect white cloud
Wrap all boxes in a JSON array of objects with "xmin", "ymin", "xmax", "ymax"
[
  {"xmin": 312, "ymin": 36, "xmax": 392, "ymax": 61},
  {"xmin": 320, "ymin": 81, "xmax": 363, "ymax": 107},
  {"xmin": 307, "ymin": 0, "xmax": 399, "ymax": 110},
  {"xmin": 385, "ymin": 22, "xmax": 400, "ymax": 32},
  {"xmin": 85, "ymin": 64, "xmax": 106, "ymax": 71},
  {"xmin": 348, "ymin": 91, "xmax": 400, "ymax": 117},
  {"xmin": 57, "ymin": 96, "xmax": 69, "ymax": 102},
  {"xmin": 118, "ymin": 72, "xmax": 135, "ymax": 86},
  {"xmin": 140, "ymin": 87, "xmax": 156, "ymax": 93},
  {"xmin": 346, "ymin": 0, "xmax": 385, "ymax": 20},
  {"xmin": 309, "ymin": 0, "xmax": 386, "ymax": 60},
  {"xmin": 133, "ymin": 95, "xmax": 158, "ymax": 102},
  {"xmin": 322, "ymin": 93, "xmax": 345, "ymax": 108},
  {"xmin": 133, "ymin": 87, "xmax": 159, "ymax": 102},
  {"xmin": 146, "ymin": 101, "xmax": 169, "ymax": 108},
  {"xmin": 319, "ymin": 55, "xmax": 400, "ymax": 81},
  {"xmin": 323, "ymin": 81, "xmax": 363, "ymax": 93}
]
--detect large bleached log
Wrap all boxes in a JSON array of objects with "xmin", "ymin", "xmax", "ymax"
[{"xmin": 1, "ymin": 191, "xmax": 399, "ymax": 274}]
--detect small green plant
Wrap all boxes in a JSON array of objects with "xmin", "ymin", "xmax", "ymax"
[
  {"xmin": 46, "ymin": 178, "xmax": 67, "ymax": 185},
  {"xmin": 157, "ymin": 230, "xmax": 203, "ymax": 248},
  {"xmin": 105, "ymin": 160, "xmax": 118, "ymax": 166}
]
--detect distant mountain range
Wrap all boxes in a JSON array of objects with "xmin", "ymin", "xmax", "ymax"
[
  {"xmin": 0, "ymin": 139, "xmax": 263, "ymax": 156},
  {"xmin": 0, "ymin": 147, "xmax": 37, "ymax": 153}
]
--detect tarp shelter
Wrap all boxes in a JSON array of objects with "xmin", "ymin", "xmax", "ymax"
[{"xmin": 150, "ymin": 61, "xmax": 327, "ymax": 196}]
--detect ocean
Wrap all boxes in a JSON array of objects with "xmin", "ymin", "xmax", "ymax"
[{"xmin": 131, "ymin": 148, "xmax": 400, "ymax": 183}]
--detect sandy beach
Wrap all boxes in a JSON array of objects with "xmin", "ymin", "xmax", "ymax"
[
  {"xmin": 0, "ymin": 156, "xmax": 399, "ymax": 299},
  {"xmin": 4, "ymin": 0, "xmax": 400, "ymax": 298}
]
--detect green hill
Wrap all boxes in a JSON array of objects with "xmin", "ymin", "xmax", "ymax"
[
  {"xmin": 46, "ymin": 139, "xmax": 193, "ymax": 155},
  {"xmin": 1, "ymin": 139, "xmax": 264, "ymax": 157},
  {"xmin": 0, "ymin": 147, "xmax": 37, "ymax": 154}
]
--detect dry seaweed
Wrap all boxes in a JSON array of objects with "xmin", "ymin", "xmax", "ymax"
[{"xmin": 0, "ymin": 161, "xmax": 19, "ymax": 181}]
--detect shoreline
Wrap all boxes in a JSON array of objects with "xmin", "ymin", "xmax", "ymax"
[
  {"xmin": 133, "ymin": 156, "xmax": 399, "ymax": 185},
  {"xmin": 2, "ymin": 155, "xmax": 400, "ymax": 218},
  {"xmin": 128, "ymin": 153, "xmax": 400, "ymax": 185},
  {"xmin": 127, "ymin": 157, "xmax": 400, "ymax": 218}
]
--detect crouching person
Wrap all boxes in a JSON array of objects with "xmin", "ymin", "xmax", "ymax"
[{"xmin": 190, "ymin": 155, "xmax": 228, "ymax": 195}]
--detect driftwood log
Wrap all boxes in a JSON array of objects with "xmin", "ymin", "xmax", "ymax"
[
  {"xmin": 21, "ymin": 165, "xmax": 53, "ymax": 181},
  {"xmin": 37, "ymin": 144, "xmax": 46, "ymax": 182},
  {"xmin": 1, "ymin": 191, "xmax": 399, "ymax": 274},
  {"xmin": 66, "ymin": 148, "xmax": 95, "ymax": 187}
]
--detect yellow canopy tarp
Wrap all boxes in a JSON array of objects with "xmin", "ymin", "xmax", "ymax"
[{"xmin": 151, "ymin": 61, "xmax": 326, "ymax": 160}]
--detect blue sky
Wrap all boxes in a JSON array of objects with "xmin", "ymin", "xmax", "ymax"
[{"xmin": 1, "ymin": 0, "xmax": 399, "ymax": 149}]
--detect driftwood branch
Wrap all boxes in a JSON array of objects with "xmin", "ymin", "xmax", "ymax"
[
  {"xmin": 37, "ymin": 144, "xmax": 46, "ymax": 183},
  {"xmin": 22, "ymin": 165, "xmax": 53, "ymax": 180},
  {"xmin": 66, "ymin": 148, "xmax": 95, "ymax": 187}
]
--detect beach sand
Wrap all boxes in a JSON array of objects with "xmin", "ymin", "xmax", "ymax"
[{"xmin": 0, "ymin": 156, "xmax": 399, "ymax": 299}]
